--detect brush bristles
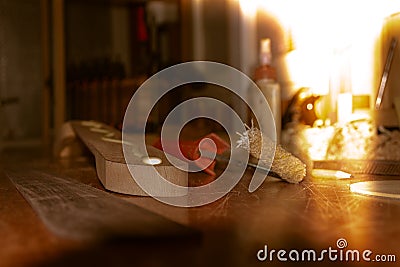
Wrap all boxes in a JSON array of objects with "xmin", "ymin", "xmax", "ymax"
[{"xmin": 237, "ymin": 124, "xmax": 306, "ymax": 183}]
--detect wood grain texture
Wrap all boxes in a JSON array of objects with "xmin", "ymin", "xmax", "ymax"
[
  {"xmin": 7, "ymin": 170, "xmax": 195, "ymax": 241},
  {"xmin": 1, "ymin": 145, "xmax": 400, "ymax": 266},
  {"xmin": 65, "ymin": 121, "xmax": 188, "ymax": 196}
]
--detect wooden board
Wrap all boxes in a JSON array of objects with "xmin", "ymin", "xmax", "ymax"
[
  {"xmin": 7, "ymin": 170, "xmax": 195, "ymax": 241},
  {"xmin": 56, "ymin": 121, "xmax": 188, "ymax": 196}
]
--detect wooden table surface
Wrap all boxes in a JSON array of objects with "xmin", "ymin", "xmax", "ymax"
[{"xmin": 0, "ymin": 145, "xmax": 399, "ymax": 267}]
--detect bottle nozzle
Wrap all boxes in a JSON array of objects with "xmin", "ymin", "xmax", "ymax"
[{"xmin": 260, "ymin": 38, "xmax": 272, "ymax": 65}]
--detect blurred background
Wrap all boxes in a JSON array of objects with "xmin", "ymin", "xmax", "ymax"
[{"xmin": 1, "ymin": 0, "xmax": 400, "ymax": 153}]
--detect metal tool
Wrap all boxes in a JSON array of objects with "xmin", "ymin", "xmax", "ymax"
[
  {"xmin": 213, "ymin": 154, "xmax": 282, "ymax": 179},
  {"xmin": 375, "ymin": 38, "xmax": 397, "ymax": 110}
]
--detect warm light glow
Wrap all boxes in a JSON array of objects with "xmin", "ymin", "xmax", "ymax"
[
  {"xmin": 285, "ymin": 49, "xmax": 331, "ymax": 95},
  {"xmin": 312, "ymin": 169, "xmax": 352, "ymax": 179},
  {"xmin": 238, "ymin": 0, "xmax": 257, "ymax": 18},
  {"xmin": 298, "ymin": 91, "xmax": 308, "ymax": 100},
  {"xmin": 337, "ymin": 93, "xmax": 353, "ymax": 123},
  {"xmin": 248, "ymin": 0, "xmax": 400, "ymax": 97},
  {"xmin": 90, "ymin": 127, "xmax": 111, "ymax": 134},
  {"xmin": 376, "ymin": 97, "xmax": 383, "ymax": 109},
  {"xmin": 142, "ymin": 156, "xmax": 162, "ymax": 165},
  {"xmin": 306, "ymin": 103, "xmax": 313, "ymax": 111},
  {"xmin": 298, "ymin": 126, "xmax": 335, "ymax": 160}
]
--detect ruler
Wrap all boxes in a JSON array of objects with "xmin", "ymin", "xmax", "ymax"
[
  {"xmin": 7, "ymin": 170, "xmax": 196, "ymax": 241},
  {"xmin": 313, "ymin": 160, "xmax": 400, "ymax": 176}
]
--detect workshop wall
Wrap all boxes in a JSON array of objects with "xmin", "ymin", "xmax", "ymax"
[{"xmin": 0, "ymin": 0, "xmax": 42, "ymax": 140}]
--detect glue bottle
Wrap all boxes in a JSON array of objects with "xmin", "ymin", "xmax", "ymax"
[{"xmin": 252, "ymin": 38, "xmax": 281, "ymax": 143}]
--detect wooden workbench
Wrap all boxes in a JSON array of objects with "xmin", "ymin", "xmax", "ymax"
[{"xmin": 0, "ymin": 145, "xmax": 399, "ymax": 267}]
